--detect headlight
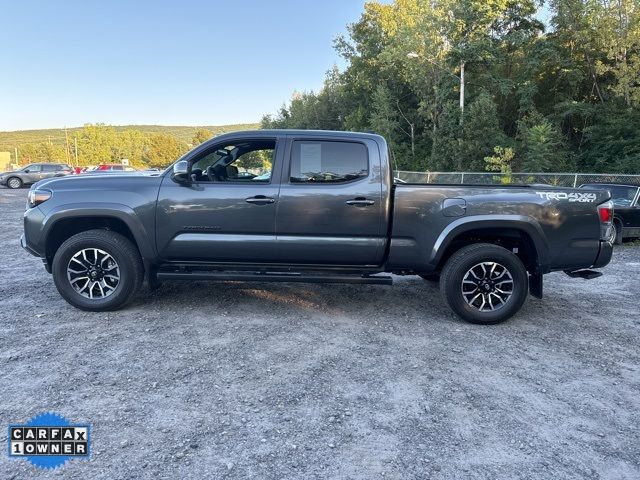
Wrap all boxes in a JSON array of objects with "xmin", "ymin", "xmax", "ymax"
[{"xmin": 28, "ymin": 189, "xmax": 52, "ymax": 208}]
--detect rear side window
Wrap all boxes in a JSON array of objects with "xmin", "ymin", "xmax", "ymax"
[
  {"xmin": 42, "ymin": 164, "xmax": 60, "ymax": 172},
  {"xmin": 290, "ymin": 141, "xmax": 368, "ymax": 183}
]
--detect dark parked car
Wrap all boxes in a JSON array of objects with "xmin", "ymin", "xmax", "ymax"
[
  {"xmin": 22, "ymin": 130, "xmax": 613, "ymax": 324},
  {"xmin": 0, "ymin": 163, "xmax": 73, "ymax": 189},
  {"xmin": 580, "ymin": 183, "xmax": 640, "ymax": 244}
]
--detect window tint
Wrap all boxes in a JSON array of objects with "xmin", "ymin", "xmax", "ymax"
[
  {"xmin": 42, "ymin": 164, "xmax": 58, "ymax": 172},
  {"xmin": 608, "ymin": 186, "xmax": 636, "ymax": 207},
  {"xmin": 190, "ymin": 140, "xmax": 275, "ymax": 183},
  {"xmin": 290, "ymin": 141, "xmax": 368, "ymax": 183}
]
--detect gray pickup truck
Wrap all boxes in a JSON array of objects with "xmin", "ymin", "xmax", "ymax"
[{"xmin": 21, "ymin": 130, "xmax": 614, "ymax": 324}]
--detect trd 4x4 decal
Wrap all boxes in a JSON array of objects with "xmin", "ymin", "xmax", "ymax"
[{"xmin": 536, "ymin": 191, "xmax": 597, "ymax": 203}]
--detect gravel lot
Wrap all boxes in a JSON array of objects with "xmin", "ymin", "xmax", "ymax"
[{"xmin": 0, "ymin": 186, "xmax": 639, "ymax": 479}]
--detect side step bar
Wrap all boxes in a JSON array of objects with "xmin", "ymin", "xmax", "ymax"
[
  {"xmin": 156, "ymin": 270, "xmax": 393, "ymax": 285},
  {"xmin": 564, "ymin": 269, "xmax": 603, "ymax": 280}
]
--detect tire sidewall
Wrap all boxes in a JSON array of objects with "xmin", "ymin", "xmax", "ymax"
[
  {"xmin": 7, "ymin": 177, "xmax": 22, "ymax": 189},
  {"xmin": 52, "ymin": 234, "xmax": 136, "ymax": 311},
  {"xmin": 613, "ymin": 222, "xmax": 623, "ymax": 245},
  {"xmin": 443, "ymin": 246, "xmax": 528, "ymax": 325}
]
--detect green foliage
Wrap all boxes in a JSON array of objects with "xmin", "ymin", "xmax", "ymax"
[
  {"xmin": 1, "ymin": 123, "xmax": 259, "ymax": 169},
  {"xmin": 262, "ymin": 0, "xmax": 640, "ymax": 173},
  {"xmin": 517, "ymin": 115, "xmax": 569, "ymax": 172},
  {"xmin": 192, "ymin": 128, "xmax": 213, "ymax": 146},
  {"xmin": 144, "ymin": 134, "xmax": 189, "ymax": 169},
  {"xmin": 462, "ymin": 94, "xmax": 507, "ymax": 171},
  {"xmin": 484, "ymin": 146, "xmax": 515, "ymax": 183}
]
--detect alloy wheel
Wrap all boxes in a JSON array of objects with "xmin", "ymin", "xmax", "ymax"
[
  {"xmin": 66, "ymin": 248, "xmax": 120, "ymax": 299},
  {"xmin": 461, "ymin": 261, "xmax": 514, "ymax": 312}
]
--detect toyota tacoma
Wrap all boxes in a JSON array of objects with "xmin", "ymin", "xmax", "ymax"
[{"xmin": 21, "ymin": 130, "xmax": 614, "ymax": 324}]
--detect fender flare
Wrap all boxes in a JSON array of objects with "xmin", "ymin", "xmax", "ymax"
[
  {"xmin": 429, "ymin": 215, "xmax": 550, "ymax": 273},
  {"xmin": 39, "ymin": 203, "xmax": 155, "ymax": 260}
]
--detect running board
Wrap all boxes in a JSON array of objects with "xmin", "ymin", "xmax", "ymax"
[
  {"xmin": 564, "ymin": 269, "xmax": 603, "ymax": 280},
  {"xmin": 155, "ymin": 270, "xmax": 393, "ymax": 285}
]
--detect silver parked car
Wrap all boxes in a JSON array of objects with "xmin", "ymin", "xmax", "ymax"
[{"xmin": 0, "ymin": 163, "xmax": 74, "ymax": 189}]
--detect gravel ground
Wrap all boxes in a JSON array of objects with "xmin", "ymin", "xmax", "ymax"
[{"xmin": 0, "ymin": 186, "xmax": 639, "ymax": 480}]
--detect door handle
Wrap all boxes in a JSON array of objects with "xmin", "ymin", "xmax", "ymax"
[
  {"xmin": 346, "ymin": 198, "xmax": 375, "ymax": 206},
  {"xmin": 245, "ymin": 195, "xmax": 275, "ymax": 205}
]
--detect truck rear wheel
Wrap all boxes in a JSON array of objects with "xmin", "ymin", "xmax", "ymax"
[
  {"xmin": 439, "ymin": 243, "xmax": 528, "ymax": 325},
  {"xmin": 52, "ymin": 229, "xmax": 144, "ymax": 311}
]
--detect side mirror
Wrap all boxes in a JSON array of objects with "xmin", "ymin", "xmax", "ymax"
[
  {"xmin": 24, "ymin": 169, "xmax": 30, "ymax": 173},
  {"xmin": 172, "ymin": 160, "xmax": 190, "ymax": 183}
]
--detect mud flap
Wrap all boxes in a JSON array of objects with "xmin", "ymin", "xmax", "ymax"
[{"xmin": 529, "ymin": 273, "xmax": 543, "ymax": 299}]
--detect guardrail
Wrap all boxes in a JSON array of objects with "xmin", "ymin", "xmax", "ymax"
[{"xmin": 394, "ymin": 171, "xmax": 640, "ymax": 187}]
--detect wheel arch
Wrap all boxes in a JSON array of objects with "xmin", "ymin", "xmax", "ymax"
[
  {"xmin": 430, "ymin": 216, "xmax": 549, "ymax": 274},
  {"xmin": 41, "ymin": 205, "xmax": 155, "ymax": 266}
]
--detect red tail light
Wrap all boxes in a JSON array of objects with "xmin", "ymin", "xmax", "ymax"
[
  {"xmin": 597, "ymin": 201, "xmax": 614, "ymax": 242},
  {"xmin": 598, "ymin": 201, "xmax": 613, "ymax": 224}
]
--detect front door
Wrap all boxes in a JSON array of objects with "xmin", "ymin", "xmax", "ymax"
[
  {"xmin": 22, "ymin": 164, "xmax": 42, "ymax": 183},
  {"xmin": 156, "ymin": 137, "xmax": 283, "ymax": 263},
  {"xmin": 275, "ymin": 137, "xmax": 385, "ymax": 266}
]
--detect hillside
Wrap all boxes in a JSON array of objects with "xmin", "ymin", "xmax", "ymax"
[{"xmin": 0, "ymin": 123, "xmax": 260, "ymax": 150}]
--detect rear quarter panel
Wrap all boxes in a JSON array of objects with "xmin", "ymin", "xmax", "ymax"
[{"xmin": 388, "ymin": 185, "xmax": 610, "ymax": 272}]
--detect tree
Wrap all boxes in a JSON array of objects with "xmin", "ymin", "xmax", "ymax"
[
  {"xmin": 76, "ymin": 124, "xmax": 117, "ymax": 166},
  {"xmin": 518, "ymin": 118, "xmax": 568, "ymax": 172},
  {"xmin": 484, "ymin": 146, "xmax": 515, "ymax": 183},
  {"xmin": 262, "ymin": 0, "xmax": 640, "ymax": 174},
  {"xmin": 192, "ymin": 128, "xmax": 213, "ymax": 146},
  {"xmin": 461, "ymin": 93, "xmax": 507, "ymax": 171},
  {"xmin": 144, "ymin": 134, "xmax": 188, "ymax": 168}
]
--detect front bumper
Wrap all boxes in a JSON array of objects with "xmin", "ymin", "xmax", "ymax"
[
  {"xmin": 20, "ymin": 233, "xmax": 39, "ymax": 256},
  {"xmin": 592, "ymin": 240, "xmax": 613, "ymax": 268}
]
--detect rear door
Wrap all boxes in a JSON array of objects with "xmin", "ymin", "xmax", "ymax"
[
  {"xmin": 156, "ymin": 136, "xmax": 284, "ymax": 263},
  {"xmin": 274, "ymin": 136, "xmax": 384, "ymax": 265},
  {"xmin": 41, "ymin": 164, "xmax": 60, "ymax": 179}
]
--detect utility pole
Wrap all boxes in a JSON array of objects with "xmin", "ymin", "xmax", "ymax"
[
  {"xmin": 64, "ymin": 127, "xmax": 70, "ymax": 164},
  {"xmin": 459, "ymin": 60, "xmax": 465, "ymax": 125},
  {"xmin": 74, "ymin": 137, "xmax": 78, "ymax": 166}
]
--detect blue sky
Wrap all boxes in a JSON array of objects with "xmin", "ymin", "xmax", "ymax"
[{"xmin": 1, "ymin": 0, "xmax": 368, "ymax": 131}]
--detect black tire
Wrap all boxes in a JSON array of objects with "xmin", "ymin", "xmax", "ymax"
[
  {"xmin": 419, "ymin": 273, "xmax": 440, "ymax": 282},
  {"xmin": 612, "ymin": 221, "xmax": 623, "ymax": 245},
  {"xmin": 439, "ymin": 243, "xmax": 528, "ymax": 325},
  {"xmin": 7, "ymin": 177, "xmax": 23, "ymax": 189},
  {"xmin": 52, "ymin": 229, "xmax": 144, "ymax": 311}
]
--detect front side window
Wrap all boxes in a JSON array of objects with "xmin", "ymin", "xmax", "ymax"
[
  {"xmin": 23, "ymin": 164, "xmax": 42, "ymax": 173},
  {"xmin": 290, "ymin": 141, "xmax": 368, "ymax": 183},
  {"xmin": 190, "ymin": 140, "xmax": 275, "ymax": 183}
]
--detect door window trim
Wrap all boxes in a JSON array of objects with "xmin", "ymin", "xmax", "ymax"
[
  {"xmin": 285, "ymin": 138, "xmax": 370, "ymax": 186},
  {"xmin": 187, "ymin": 137, "xmax": 280, "ymax": 186}
]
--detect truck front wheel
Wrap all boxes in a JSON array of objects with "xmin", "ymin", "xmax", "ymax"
[
  {"xmin": 52, "ymin": 229, "xmax": 144, "ymax": 311},
  {"xmin": 439, "ymin": 243, "xmax": 528, "ymax": 325}
]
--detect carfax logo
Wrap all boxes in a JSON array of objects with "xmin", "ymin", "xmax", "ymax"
[{"xmin": 8, "ymin": 413, "xmax": 90, "ymax": 469}]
